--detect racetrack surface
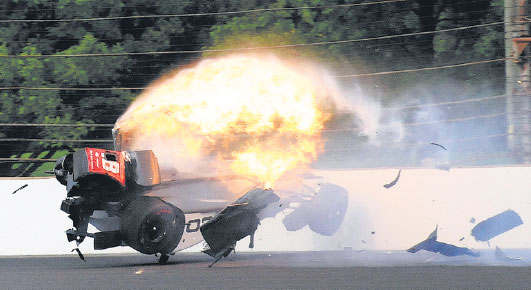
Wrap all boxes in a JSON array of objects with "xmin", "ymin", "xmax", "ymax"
[{"xmin": 1, "ymin": 251, "xmax": 531, "ymax": 290}]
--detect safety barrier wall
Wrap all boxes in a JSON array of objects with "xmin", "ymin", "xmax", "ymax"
[{"xmin": 1, "ymin": 166, "xmax": 530, "ymax": 256}]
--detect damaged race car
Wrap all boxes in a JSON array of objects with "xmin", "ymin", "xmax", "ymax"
[{"xmin": 53, "ymin": 130, "xmax": 348, "ymax": 265}]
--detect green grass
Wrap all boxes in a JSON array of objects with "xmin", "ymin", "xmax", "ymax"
[{"xmin": 9, "ymin": 150, "xmax": 71, "ymax": 177}]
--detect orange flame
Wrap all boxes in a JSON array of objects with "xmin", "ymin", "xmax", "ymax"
[{"xmin": 115, "ymin": 53, "xmax": 339, "ymax": 186}]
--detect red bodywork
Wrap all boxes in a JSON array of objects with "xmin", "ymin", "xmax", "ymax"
[{"xmin": 85, "ymin": 148, "xmax": 126, "ymax": 186}]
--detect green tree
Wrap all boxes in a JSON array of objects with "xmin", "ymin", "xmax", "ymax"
[
  {"xmin": 207, "ymin": 0, "xmax": 503, "ymax": 98},
  {"xmin": 0, "ymin": 0, "xmax": 217, "ymax": 176},
  {"xmin": 0, "ymin": 0, "xmax": 507, "ymax": 175}
]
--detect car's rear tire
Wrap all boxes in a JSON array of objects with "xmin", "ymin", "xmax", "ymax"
[{"xmin": 121, "ymin": 196, "xmax": 185, "ymax": 255}]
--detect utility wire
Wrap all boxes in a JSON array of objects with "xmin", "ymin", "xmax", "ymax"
[
  {"xmin": 0, "ymin": 93, "xmax": 512, "ymax": 128},
  {"xmin": 383, "ymin": 95, "xmax": 506, "ymax": 110},
  {"xmin": 336, "ymin": 58, "xmax": 509, "ymax": 77},
  {"xmin": 0, "ymin": 138, "xmax": 113, "ymax": 142},
  {"xmin": 0, "ymin": 21, "xmax": 504, "ymax": 58},
  {"xmin": 0, "ymin": 123, "xmax": 114, "ymax": 127},
  {"xmin": 0, "ymin": 0, "xmax": 508, "ymax": 15},
  {"xmin": 0, "ymin": 112, "xmax": 508, "ymax": 142},
  {"xmin": 402, "ymin": 113, "xmax": 506, "ymax": 126},
  {"xmin": 0, "ymin": 157, "xmax": 57, "ymax": 162},
  {"xmin": 2, "ymin": 132, "xmax": 525, "ymax": 164},
  {"xmin": 323, "ymin": 113, "xmax": 507, "ymax": 133},
  {"xmin": 0, "ymin": 86, "xmax": 144, "ymax": 90},
  {"xmin": 0, "ymin": 0, "xmax": 406, "ymax": 23},
  {"xmin": 0, "ymin": 58, "xmax": 510, "ymax": 91},
  {"xmin": 1, "ymin": 16, "xmax": 499, "ymax": 44}
]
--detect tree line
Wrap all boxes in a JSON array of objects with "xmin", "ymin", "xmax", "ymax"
[{"xmin": 0, "ymin": 0, "xmax": 504, "ymax": 176}]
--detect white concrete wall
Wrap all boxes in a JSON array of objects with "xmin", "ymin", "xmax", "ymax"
[
  {"xmin": 0, "ymin": 178, "xmax": 135, "ymax": 255},
  {"xmin": 252, "ymin": 166, "xmax": 531, "ymax": 252},
  {"xmin": 1, "ymin": 166, "xmax": 530, "ymax": 255}
]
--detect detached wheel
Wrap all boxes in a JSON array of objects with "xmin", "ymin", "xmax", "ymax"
[
  {"xmin": 121, "ymin": 196, "xmax": 185, "ymax": 255},
  {"xmin": 307, "ymin": 183, "xmax": 348, "ymax": 236}
]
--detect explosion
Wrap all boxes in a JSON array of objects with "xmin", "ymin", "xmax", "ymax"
[{"xmin": 115, "ymin": 53, "xmax": 343, "ymax": 186}]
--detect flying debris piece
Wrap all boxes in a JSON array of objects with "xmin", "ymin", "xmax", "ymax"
[
  {"xmin": 407, "ymin": 226, "xmax": 480, "ymax": 257},
  {"xmin": 459, "ymin": 237, "xmax": 465, "ymax": 242},
  {"xmin": 383, "ymin": 170, "xmax": 401, "ymax": 189},
  {"xmin": 282, "ymin": 183, "xmax": 348, "ymax": 236},
  {"xmin": 208, "ymin": 247, "xmax": 234, "ymax": 268},
  {"xmin": 158, "ymin": 254, "xmax": 170, "ymax": 264},
  {"xmin": 10, "ymin": 184, "xmax": 28, "ymax": 194},
  {"xmin": 471, "ymin": 209, "xmax": 523, "ymax": 242},
  {"xmin": 371, "ymin": 231, "xmax": 375, "ymax": 235},
  {"xmin": 430, "ymin": 142, "xmax": 447, "ymax": 150},
  {"xmin": 407, "ymin": 227, "xmax": 437, "ymax": 253},
  {"xmin": 470, "ymin": 217, "xmax": 476, "ymax": 224},
  {"xmin": 200, "ymin": 188, "xmax": 280, "ymax": 266},
  {"xmin": 134, "ymin": 269, "xmax": 145, "ymax": 275},
  {"xmin": 495, "ymin": 246, "xmax": 522, "ymax": 262},
  {"xmin": 249, "ymin": 232, "xmax": 255, "ymax": 249},
  {"xmin": 71, "ymin": 248, "xmax": 86, "ymax": 262}
]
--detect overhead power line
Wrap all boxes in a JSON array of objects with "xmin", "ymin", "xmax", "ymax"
[
  {"xmin": 0, "ymin": 94, "xmax": 510, "ymax": 129},
  {"xmin": 0, "ymin": 57, "xmax": 510, "ymax": 91},
  {"xmin": 0, "ymin": 138, "xmax": 113, "ymax": 143},
  {"xmin": 383, "ymin": 95, "xmax": 506, "ymax": 110},
  {"xmin": 0, "ymin": 123, "xmax": 114, "ymax": 127},
  {"xmin": 2, "ymin": 132, "xmax": 527, "ymax": 165},
  {"xmin": 0, "ymin": 21, "xmax": 504, "ymax": 59},
  {"xmin": 0, "ymin": 112, "xmax": 508, "ymax": 142},
  {"xmin": 0, "ymin": 0, "xmax": 406, "ymax": 23},
  {"xmin": 336, "ymin": 58, "xmax": 509, "ymax": 77},
  {"xmin": 0, "ymin": 158, "xmax": 57, "ymax": 162},
  {"xmin": 402, "ymin": 113, "xmax": 506, "ymax": 126},
  {"xmin": 0, "ymin": 86, "xmax": 143, "ymax": 91}
]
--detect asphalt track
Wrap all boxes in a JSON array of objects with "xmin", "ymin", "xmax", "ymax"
[{"xmin": 1, "ymin": 251, "xmax": 531, "ymax": 290}]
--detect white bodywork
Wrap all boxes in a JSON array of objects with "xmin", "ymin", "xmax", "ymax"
[{"xmin": 89, "ymin": 175, "xmax": 262, "ymax": 252}]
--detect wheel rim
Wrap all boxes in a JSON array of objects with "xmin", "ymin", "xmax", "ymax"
[{"xmin": 143, "ymin": 217, "xmax": 166, "ymax": 243}]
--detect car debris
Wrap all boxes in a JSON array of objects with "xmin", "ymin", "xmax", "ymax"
[
  {"xmin": 407, "ymin": 226, "xmax": 480, "ymax": 257},
  {"xmin": 495, "ymin": 246, "xmax": 522, "ymax": 262},
  {"xmin": 383, "ymin": 169, "xmax": 401, "ymax": 189},
  {"xmin": 200, "ymin": 188, "xmax": 280, "ymax": 267},
  {"xmin": 281, "ymin": 183, "xmax": 348, "ymax": 236},
  {"xmin": 71, "ymin": 248, "xmax": 86, "ymax": 262},
  {"xmin": 430, "ymin": 142, "xmax": 447, "ymax": 150},
  {"xmin": 10, "ymin": 184, "xmax": 28, "ymax": 194},
  {"xmin": 134, "ymin": 268, "xmax": 145, "ymax": 275},
  {"xmin": 471, "ymin": 209, "xmax": 523, "ymax": 242},
  {"xmin": 470, "ymin": 217, "xmax": 476, "ymax": 224}
]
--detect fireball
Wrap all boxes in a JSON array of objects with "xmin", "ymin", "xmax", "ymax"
[{"xmin": 115, "ymin": 53, "xmax": 341, "ymax": 186}]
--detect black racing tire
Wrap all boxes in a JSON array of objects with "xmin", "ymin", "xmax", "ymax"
[{"xmin": 121, "ymin": 196, "xmax": 185, "ymax": 255}]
